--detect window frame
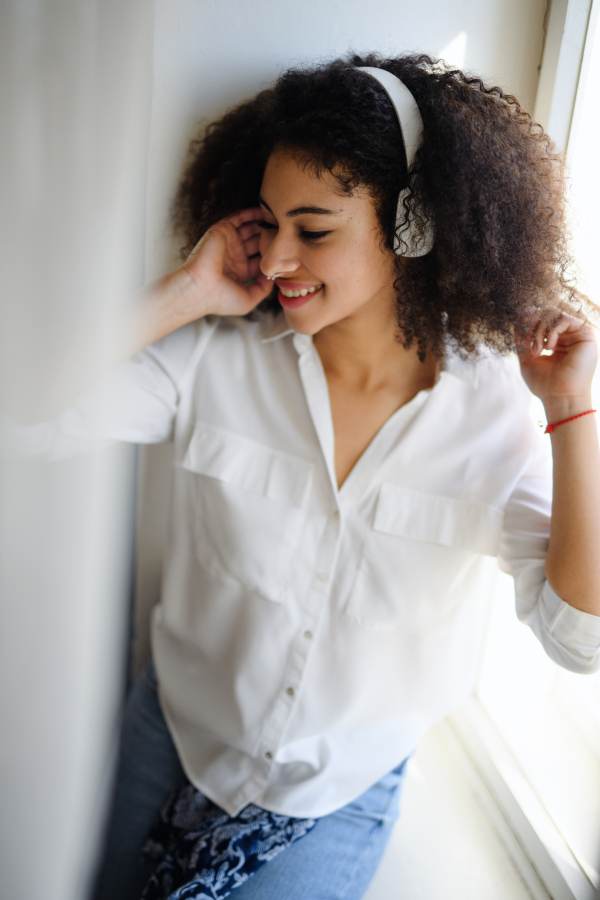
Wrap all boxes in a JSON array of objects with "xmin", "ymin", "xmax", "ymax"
[{"xmin": 448, "ymin": 2, "xmax": 600, "ymax": 897}]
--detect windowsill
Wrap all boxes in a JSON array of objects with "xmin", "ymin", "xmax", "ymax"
[
  {"xmin": 363, "ymin": 717, "xmax": 551, "ymax": 900},
  {"xmin": 476, "ymin": 567, "xmax": 600, "ymax": 893},
  {"xmin": 451, "ymin": 699, "xmax": 598, "ymax": 900}
]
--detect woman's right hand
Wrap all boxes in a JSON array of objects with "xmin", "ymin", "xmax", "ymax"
[
  {"xmin": 177, "ymin": 207, "xmax": 272, "ymax": 320},
  {"xmin": 129, "ymin": 209, "xmax": 272, "ymax": 356}
]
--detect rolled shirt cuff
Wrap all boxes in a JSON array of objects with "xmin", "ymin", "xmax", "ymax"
[{"xmin": 540, "ymin": 579, "xmax": 600, "ymax": 668}]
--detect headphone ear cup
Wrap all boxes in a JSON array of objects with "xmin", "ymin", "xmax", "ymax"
[{"xmin": 394, "ymin": 188, "xmax": 435, "ymax": 257}]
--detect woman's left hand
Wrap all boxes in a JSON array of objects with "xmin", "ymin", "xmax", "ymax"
[
  {"xmin": 516, "ymin": 312, "xmax": 599, "ymax": 420},
  {"xmin": 519, "ymin": 311, "xmax": 600, "ymax": 617}
]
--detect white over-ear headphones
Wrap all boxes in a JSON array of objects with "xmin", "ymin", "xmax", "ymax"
[{"xmin": 357, "ymin": 67, "xmax": 435, "ymax": 257}]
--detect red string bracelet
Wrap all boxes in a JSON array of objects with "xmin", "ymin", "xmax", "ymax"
[{"xmin": 545, "ymin": 409, "xmax": 596, "ymax": 434}]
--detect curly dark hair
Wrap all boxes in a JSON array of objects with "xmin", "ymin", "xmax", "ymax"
[{"xmin": 174, "ymin": 52, "xmax": 590, "ymax": 359}]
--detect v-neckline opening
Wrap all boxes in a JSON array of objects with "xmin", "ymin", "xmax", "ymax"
[
  {"xmin": 335, "ymin": 379, "xmax": 441, "ymax": 496},
  {"xmin": 295, "ymin": 335, "xmax": 444, "ymax": 500}
]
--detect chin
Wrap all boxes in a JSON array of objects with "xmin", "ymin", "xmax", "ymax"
[{"xmin": 282, "ymin": 310, "xmax": 323, "ymax": 335}]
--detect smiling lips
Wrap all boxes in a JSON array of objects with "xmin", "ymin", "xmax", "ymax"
[{"xmin": 274, "ymin": 279, "xmax": 323, "ymax": 308}]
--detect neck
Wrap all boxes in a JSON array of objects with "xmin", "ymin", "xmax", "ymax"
[{"xmin": 313, "ymin": 295, "xmax": 436, "ymax": 392}]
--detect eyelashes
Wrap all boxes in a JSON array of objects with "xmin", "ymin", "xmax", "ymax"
[
  {"xmin": 301, "ymin": 231, "xmax": 331, "ymax": 242},
  {"xmin": 257, "ymin": 220, "xmax": 330, "ymax": 243}
]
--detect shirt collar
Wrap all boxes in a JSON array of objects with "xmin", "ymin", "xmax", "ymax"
[
  {"xmin": 259, "ymin": 313, "xmax": 480, "ymax": 387},
  {"xmin": 259, "ymin": 315, "xmax": 314, "ymax": 355},
  {"xmin": 259, "ymin": 315, "xmax": 295, "ymax": 344},
  {"xmin": 442, "ymin": 348, "xmax": 479, "ymax": 388}
]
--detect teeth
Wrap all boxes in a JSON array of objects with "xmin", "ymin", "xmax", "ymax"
[{"xmin": 280, "ymin": 285, "xmax": 321, "ymax": 298}]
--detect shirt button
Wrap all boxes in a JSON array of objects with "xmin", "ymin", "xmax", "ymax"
[
  {"xmin": 286, "ymin": 687, "xmax": 295, "ymax": 697},
  {"xmin": 303, "ymin": 630, "xmax": 313, "ymax": 640},
  {"xmin": 333, "ymin": 510, "xmax": 340, "ymax": 519},
  {"xmin": 316, "ymin": 571, "xmax": 329, "ymax": 582},
  {"xmin": 265, "ymin": 751, "xmax": 273, "ymax": 759}
]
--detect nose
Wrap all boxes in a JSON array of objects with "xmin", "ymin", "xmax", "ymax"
[{"xmin": 259, "ymin": 233, "xmax": 301, "ymax": 280}]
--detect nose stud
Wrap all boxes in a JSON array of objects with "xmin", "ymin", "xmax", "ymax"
[{"xmin": 265, "ymin": 273, "xmax": 285, "ymax": 281}]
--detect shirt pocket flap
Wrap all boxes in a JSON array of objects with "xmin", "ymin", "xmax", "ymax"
[
  {"xmin": 182, "ymin": 421, "xmax": 313, "ymax": 508},
  {"xmin": 373, "ymin": 482, "xmax": 502, "ymax": 557}
]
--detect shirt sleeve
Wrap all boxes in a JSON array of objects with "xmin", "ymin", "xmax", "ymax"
[
  {"xmin": 0, "ymin": 319, "xmax": 215, "ymax": 460},
  {"xmin": 497, "ymin": 425, "xmax": 600, "ymax": 674}
]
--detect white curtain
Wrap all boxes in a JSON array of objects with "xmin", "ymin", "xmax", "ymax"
[{"xmin": 0, "ymin": 2, "xmax": 154, "ymax": 898}]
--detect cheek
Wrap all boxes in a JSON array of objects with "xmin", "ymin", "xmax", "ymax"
[{"xmin": 328, "ymin": 243, "xmax": 375, "ymax": 286}]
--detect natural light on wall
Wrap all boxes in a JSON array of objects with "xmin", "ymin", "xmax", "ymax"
[
  {"xmin": 437, "ymin": 31, "xmax": 468, "ymax": 68},
  {"xmin": 474, "ymin": 0, "xmax": 600, "ymax": 891}
]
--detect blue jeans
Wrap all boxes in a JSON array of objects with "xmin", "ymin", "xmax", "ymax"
[{"xmin": 93, "ymin": 663, "xmax": 409, "ymax": 900}]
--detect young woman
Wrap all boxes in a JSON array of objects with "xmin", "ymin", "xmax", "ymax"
[{"xmin": 41, "ymin": 53, "xmax": 600, "ymax": 899}]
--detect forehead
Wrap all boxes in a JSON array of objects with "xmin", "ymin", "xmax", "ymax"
[{"xmin": 260, "ymin": 148, "xmax": 370, "ymax": 214}]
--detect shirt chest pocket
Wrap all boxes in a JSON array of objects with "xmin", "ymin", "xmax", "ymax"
[
  {"xmin": 343, "ymin": 483, "xmax": 502, "ymax": 632},
  {"xmin": 181, "ymin": 422, "xmax": 314, "ymax": 602}
]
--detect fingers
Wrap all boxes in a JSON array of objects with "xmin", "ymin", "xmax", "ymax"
[
  {"xmin": 242, "ymin": 234, "xmax": 261, "ymax": 258},
  {"xmin": 215, "ymin": 214, "xmax": 262, "ymax": 276},
  {"xmin": 516, "ymin": 308, "xmax": 552, "ymax": 356},
  {"xmin": 246, "ymin": 255, "xmax": 270, "ymax": 282},
  {"xmin": 518, "ymin": 310, "xmax": 595, "ymax": 358},
  {"xmin": 246, "ymin": 277, "xmax": 272, "ymax": 306},
  {"xmin": 227, "ymin": 207, "xmax": 264, "ymax": 229},
  {"xmin": 238, "ymin": 221, "xmax": 262, "ymax": 242},
  {"xmin": 228, "ymin": 216, "xmax": 262, "ymax": 263},
  {"xmin": 545, "ymin": 315, "xmax": 596, "ymax": 351},
  {"xmin": 515, "ymin": 319, "xmax": 543, "ymax": 359}
]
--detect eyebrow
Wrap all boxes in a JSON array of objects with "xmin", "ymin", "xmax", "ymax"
[{"xmin": 259, "ymin": 197, "xmax": 342, "ymax": 217}]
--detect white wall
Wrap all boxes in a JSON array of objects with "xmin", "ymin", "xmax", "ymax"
[
  {"xmin": 133, "ymin": 0, "xmax": 548, "ymax": 674},
  {"xmin": 0, "ymin": 3, "xmax": 154, "ymax": 899},
  {"xmin": 146, "ymin": 0, "xmax": 547, "ymax": 281}
]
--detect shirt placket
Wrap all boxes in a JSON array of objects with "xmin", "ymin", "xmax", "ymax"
[{"xmin": 228, "ymin": 336, "xmax": 343, "ymax": 813}]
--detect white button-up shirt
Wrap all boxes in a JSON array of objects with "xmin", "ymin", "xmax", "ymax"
[{"xmin": 6, "ymin": 314, "xmax": 600, "ymax": 817}]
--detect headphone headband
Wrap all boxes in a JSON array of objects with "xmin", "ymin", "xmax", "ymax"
[{"xmin": 356, "ymin": 66, "xmax": 434, "ymax": 257}]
